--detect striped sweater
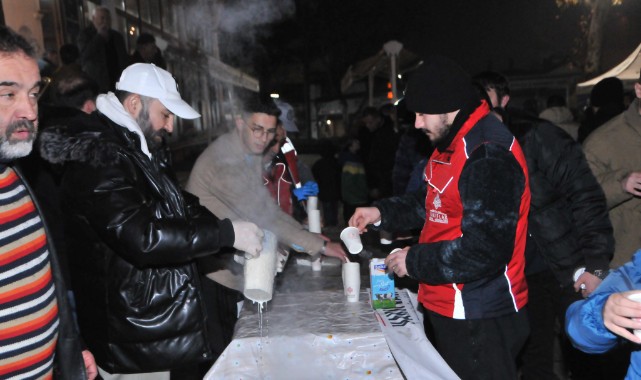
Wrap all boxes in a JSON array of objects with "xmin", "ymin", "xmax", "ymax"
[{"xmin": 0, "ymin": 166, "xmax": 58, "ymax": 379}]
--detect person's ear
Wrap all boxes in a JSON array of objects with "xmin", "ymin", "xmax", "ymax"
[
  {"xmin": 634, "ymin": 82, "xmax": 641, "ymax": 100},
  {"xmin": 81, "ymin": 99, "xmax": 96, "ymax": 114},
  {"xmin": 235, "ymin": 115, "xmax": 244, "ymax": 131},
  {"xmin": 500, "ymin": 95, "xmax": 510, "ymax": 108},
  {"xmin": 123, "ymin": 94, "xmax": 141, "ymax": 118}
]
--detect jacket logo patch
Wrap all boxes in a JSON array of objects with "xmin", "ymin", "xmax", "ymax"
[
  {"xmin": 433, "ymin": 194, "xmax": 442, "ymax": 209},
  {"xmin": 429, "ymin": 209, "xmax": 448, "ymax": 224}
]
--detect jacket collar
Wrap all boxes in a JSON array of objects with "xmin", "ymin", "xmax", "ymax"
[
  {"xmin": 624, "ymin": 98, "xmax": 641, "ymax": 129},
  {"xmin": 96, "ymin": 92, "xmax": 152, "ymax": 158},
  {"xmin": 435, "ymin": 99, "xmax": 482, "ymax": 152}
]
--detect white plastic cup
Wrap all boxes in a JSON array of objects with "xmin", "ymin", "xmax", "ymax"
[
  {"xmin": 311, "ymin": 257, "xmax": 322, "ymax": 271},
  {"xmin": 308, "ymin": 209, "xmax": 322, "ymax": 233},
  {"xmin": 243, "ymin": 230, "xmax": 278, "ymax": 303},
  {"xmin": 342, "ymin": 262, "xmax": 360, "ymax": 302},
  {"xmin": 573, "ymin": 267, "xmax": 587, "ymax": 290},
  {"xmin": 627, "ymin": 292, "xmax": 641, "ymax": 338},
  {"xmin": 307, "ymin": 196, "xmax": 318, "ymax": 211},
  {"xmin": 340, "ymin": 226, "xmax": 363, "ymax": 254}
]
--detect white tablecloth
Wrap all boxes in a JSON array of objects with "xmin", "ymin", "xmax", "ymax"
[
  {"xmin": 205, "ymin": 287, "xmax": 402, "ymax": 379},
  {"xmin": 205, "ymin": 260, "xmax": 458, "ymax": 380}
]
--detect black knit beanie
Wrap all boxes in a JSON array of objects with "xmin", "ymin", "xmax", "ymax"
[
  {"xmin": 590, "ymin": 77, "xmax": 623, "ymax": 108},
  {"xmin": 405, "ymin": 55, "xmax": 479, "ymax": 114}
]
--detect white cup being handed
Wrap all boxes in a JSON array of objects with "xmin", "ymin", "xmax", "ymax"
[
  {"xmin": 342, "ymin": 262, "xmax": 361, "ymax": 302},
  {"xmin": 340, "ymin": 226, "xmax": 363, "ymax": 254},
  {"xmin": 627, "ymin": 292, "xmax": 641, "ymax": 338}
]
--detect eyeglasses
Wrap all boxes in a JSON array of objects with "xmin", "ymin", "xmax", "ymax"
[{"xmin": 247, "ymin": 122, "xmax": 277, "ymax": 138}]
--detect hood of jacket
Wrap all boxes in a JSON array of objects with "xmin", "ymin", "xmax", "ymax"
[
  {"xmin": 539, "ymin": 106, "xmax": 575, "ymax": 125},
  {"xmin": 39, "ymin": 112, "xmax": 128, "ymax": 167}
]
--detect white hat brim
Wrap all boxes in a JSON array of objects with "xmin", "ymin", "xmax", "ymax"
[{"xmin": 160, "ymin": 98, "xmax": 201, "ymax": 119}]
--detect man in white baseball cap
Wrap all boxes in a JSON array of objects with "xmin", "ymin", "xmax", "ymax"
[
  {"xmin": 38, "ymin": 63, "xmax": 264, "ymax": 379},
  {"xmin": 116, "ymin": 63, "xmax": 200, "ymax": 119}
]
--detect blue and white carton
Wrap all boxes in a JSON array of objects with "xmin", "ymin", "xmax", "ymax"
[{"xmin": 370, "ymin": 258, "xmax": 395, "ymax": 309}]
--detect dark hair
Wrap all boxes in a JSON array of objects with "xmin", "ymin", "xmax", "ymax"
[
  {"xmin": 546, "ymin": 95, "xmax": 566, "ymax": 108},
  {"xmin": 52, "ymin": 74, "xmax": 99, "ymax": 109},
  {"xmin": 0, "ymin": 26, "xmax": 36, "ymax": 59},
  {"xmin": 242, "ymin": 95, "xmax": 281, "ymax": 118},
  {"xmin": 472, "ymin": 71, "xmax": 510, "ymax": 100},
  {"xmin": 114, "ymin": 90, "xmax": 133, "ymax": 104},
  {"xmin": 59, "ymin": 44, "xmax": 80, "ymax": 65},
  {"xmin": 590, "ymin": 77, "xmax": 623, "ymax": 108},
  {"xmin": 361, "ymin": 106, "xmax": 380, "ymax": 119},
  {"xmin": 473, "ymin": 82, "xmax": 494, "ymax": 110},
  {"xmin": 136, "ymin": 33, "xmax": 156, "ymax": 46}
]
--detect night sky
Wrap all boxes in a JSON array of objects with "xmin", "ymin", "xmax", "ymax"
[{"xmin": 219, "ymin": 0, "xmax": 641, "ymax": 96}]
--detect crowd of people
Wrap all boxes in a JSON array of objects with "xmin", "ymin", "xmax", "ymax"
[{"xmin": 2, "ymin": 5, "xmax": 641, "ymax": 379}]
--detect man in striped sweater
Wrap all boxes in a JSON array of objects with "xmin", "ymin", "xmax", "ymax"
[{"xmin": 0, "ymin": 26, "xmax": 96, "ymax": 379}]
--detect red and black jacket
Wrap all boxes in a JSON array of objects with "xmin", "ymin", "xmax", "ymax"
[{"xmin": 375, "ymin": 101, "xmax": 530, "ymax": 319}]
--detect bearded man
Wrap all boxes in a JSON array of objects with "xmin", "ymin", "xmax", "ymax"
[
  {"xmin": 0, "ymin": 25, "xmax": 96, "ymax": 380},
  {"xmin": 349, "ymin": 55, "xmax": 531, "ymax": 379},
  {"xmin": 38, "ymin": 63, "xmax": 264, "ymax": 379}
]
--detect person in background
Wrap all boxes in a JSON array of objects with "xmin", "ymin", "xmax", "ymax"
[
  {"xmin": 273, "ymin": 98, "xmax": 318, "ymax": 222},
  {"xmin": 129, "ymin": 32, "xmax": 166, "ymax": 69},
  {"xmin": 0, "ymin": 25, "xmax": 96, "ymax": 380},
  {"xmin": 360, "ymin": 106, "xmax": 399, "ymax": 245},
  {"xmin": 391, "ymin": 99, "xmax": 429, "ymax": 196},
  {"xmin": 539, "ymin": 94, "xmax": 580, "ymax": 141},
  {"xmin": 578, "ymin": 77, "xmax": 625, "ymax": 143},
  {"xmin": 20, "ymin": 72, "xmax": 100, "ymax": 292},
  {"xmin": 360, "ymin": 106, "xmax": 398, "ymax": 201},
  {"xmin": 350, "ymin": 55, "xmax": 530, "ymax": 379},
  {"xmin": 186, "ymin": 95, "xmax": 347, "ymax": 375},
  {"xmin": 583, "ymin": 72, "xmax": 641, "ymax": 269},
  {"xmin": 312, "ymin": 140, "xmax": 341, "ymax": 227},
  {"xmin": 39, "ymin": 47, "xmax": 59, "ymax": 79},
  {"xmin": 474, "ymin": 70, "xmax": 615, "ymax": 380},
  {"xmin": 263, "ymin": 122, "xmax": 294, "ymax": 215},
  {"xmin": 566, "ymin": 249, "xmax": 641, "ymax": 379},
  {"xmin": 339, "ymin": 138, "xmax": 368, "ymax": 224},
  {"xmin": 77, "ymin": 6, "xmax": 128, "ymax": 92},
  {"xmin": 38, "ymin": 63, "xmax": 263, "ymax": 379}
]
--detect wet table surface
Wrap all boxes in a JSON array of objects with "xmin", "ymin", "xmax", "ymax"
[{"xmin": 205, "ymin": 257, "xmax": 404, "ymax": 380}]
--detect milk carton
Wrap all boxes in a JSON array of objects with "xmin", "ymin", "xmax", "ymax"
[{"xmin": 370, "ymin": 258, "xmax": 395, "ymax": 309}]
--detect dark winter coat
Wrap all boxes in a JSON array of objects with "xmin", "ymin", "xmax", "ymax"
[
  {"xmin": 38, "ymin": 111, "xmax": 235, "ymax": 373},
  {"xmin": 505, "ymin": 108, "xmax": 613, "ymax": 285}
]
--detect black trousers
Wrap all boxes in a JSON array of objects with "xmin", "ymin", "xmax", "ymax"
[
  {"xmin": 170, "ymin": 277, "xmax": 243, "ymax": 380},
  {"xmin": 520, "ymin": 270, "xmax": 631, "ymax": 380},
  {"xmin": 423, "ymin": 307, "xmax": 530, "ymax": 380}
]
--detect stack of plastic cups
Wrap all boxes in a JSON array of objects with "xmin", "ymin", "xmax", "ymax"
[{"xmin": 307, "ymin": 196, "xmax": 322, "ymax": 271}]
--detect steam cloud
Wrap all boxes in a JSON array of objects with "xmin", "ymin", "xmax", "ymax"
[{"xmin": 219, "ymin": 0, "xmax": 295, "ymax": 34}]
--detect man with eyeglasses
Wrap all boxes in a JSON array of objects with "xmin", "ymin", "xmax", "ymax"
[{"xmin": 187, "ymin": 95, "xmax": 349, "ymax": 365}]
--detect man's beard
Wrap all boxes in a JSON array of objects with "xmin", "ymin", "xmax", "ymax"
[
  {"xmin": 136, "ymin": 108, "xmax": 167, "ymax": 151},
  {"xmin": 0, "ymin": 120, "xmax": 37, "ymax": 160},
  {"xmin": 429, "ymin": 114, "xmax": 452, "ymax": 145}
]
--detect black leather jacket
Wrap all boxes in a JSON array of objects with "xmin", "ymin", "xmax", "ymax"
[
  {"xmin": 39, "ymin": 111, "xmax": 235, "ymax": 373},
  {"xmin": 505, "ymin": 108, "xmax": 613, "ymax": 285}
]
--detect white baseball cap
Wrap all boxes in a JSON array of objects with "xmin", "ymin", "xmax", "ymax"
[{"xmin": 116, "ymin": 63, "xmax": 200, "ymax": 119}]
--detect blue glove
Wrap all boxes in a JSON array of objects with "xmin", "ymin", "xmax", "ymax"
[{"xmin": 293, "ymin": 181, "xmax": 319, "ymax": 201}]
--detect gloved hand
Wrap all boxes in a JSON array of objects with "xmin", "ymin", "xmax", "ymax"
[
  {"xmin": 293, "ymin": 181, "xmax": 319, "ymax": 201},
  {"xmin": 231, "ymin": 220, "xmax": 264, "ymax": 258}
]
